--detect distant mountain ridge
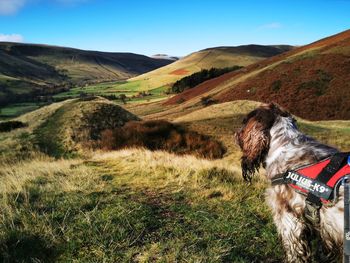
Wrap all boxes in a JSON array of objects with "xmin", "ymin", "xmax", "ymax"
[
  {"xmin": 201, "ymin": 44, "xmax": 294, "ymax": 57},
  {"xmin": 0, "ymin": 42, "xmax": 173, "ymax": 104}
]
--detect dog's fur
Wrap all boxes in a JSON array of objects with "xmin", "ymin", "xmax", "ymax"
[{"xmin": 235, "ymin": 103, "xmax": 343, "ymax": 262}]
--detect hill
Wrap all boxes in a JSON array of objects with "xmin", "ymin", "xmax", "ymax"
[
  {"xmin": 0, "ymin": 42, "xmax": 173, "ymax": 105},
  {"xmin": 165, "ymin": 30, "xmax": 350, "ymax": 120},
  {"xmin": 1, "ymin": 99, "xmax": 350, "ymax": 262},
  {"xmin": 128, "ymin": 45, "xmax": 294, "ymax": 92}
]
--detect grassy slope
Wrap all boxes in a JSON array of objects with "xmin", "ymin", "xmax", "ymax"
[
  {"xmin": 1, "ymin": 100, "xmax": 350, "ymax": 262},
  {"xmin": 0, "ymin": 42, "xmax": 172, "ymax": 99},
  {"xmin": 0, "ymin": 150, "xmax": 282, "ymax": 263},
  {"xmin": 173, "ymin": 101, "xmax": 350, "ymax": 152},
  {"xmin": 128, "ymin": 45, "xmax": 294, "ymax": 92},
  {"xmin": 166, "ymin": 29, "xmax": 350, "ymax": 120},
  {"xmin": 52, "ymin": 46, "xmax": 286, "ymax": 105}
]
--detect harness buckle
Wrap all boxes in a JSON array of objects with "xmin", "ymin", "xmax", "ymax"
[{"xmin": 304, "ymin": 199, "xmax": 321, "ymax": 226}]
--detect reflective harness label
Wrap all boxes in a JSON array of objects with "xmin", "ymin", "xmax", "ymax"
[{"xmin": 285, "ymin": 171, "xmax": 333, "ymax": 200}]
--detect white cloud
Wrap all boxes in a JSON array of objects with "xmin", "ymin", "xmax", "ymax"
[
  {"xmin": 0, "ymin": 33, "xmax": 24, "ymax": 42},
  {"xmin": 0, "ymin": 0, "xmax": 26, "ymax": 15},
  {"xmin": 259, "ymin": 22, "xmax": 283, "ymax": 29},
  {"xmin": 0, "ymin": 0, "xmax": 89, "ymax": 15}
]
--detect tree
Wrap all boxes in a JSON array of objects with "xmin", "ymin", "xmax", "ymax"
[
  {"xmin": 171, "ymin": 66, "xmax": 242, "ymax": 93},
  {"xmin": 119, "ymin": 94, "xmax": 127, "ymax": 104}
]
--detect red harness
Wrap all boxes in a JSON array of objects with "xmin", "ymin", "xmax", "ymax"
[{"xmin": 272, "ymin": 153, "xmax": 350, "ymax": 204}]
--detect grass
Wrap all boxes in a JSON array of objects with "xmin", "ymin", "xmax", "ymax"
[
  {"xmin": 53, "ymin": 80, "xmax": 170, "ymax": 105},
  {"xmin": 0, "ymin": 103, "xmax": 44, "ymax": 120},
  {"xmin": 1, "ymin": 99, "xmax": 350, "ymax": 262},
  {"xmin": 0, "ymin": 150, "xmax": 283, "ymax": 262}
]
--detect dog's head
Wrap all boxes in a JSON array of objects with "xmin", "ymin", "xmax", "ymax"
[{"xmin": 235, "ymin": 103, "xmax": 291, "ymax": 182}]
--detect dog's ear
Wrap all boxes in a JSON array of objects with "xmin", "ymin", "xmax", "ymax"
[
  {"xmin": 239, "ymin": 118, "xmax": 271, "ymax": 182},
  {"xmin": 237, "ymin": 105, "xmax": 280, "ymax": 182}
]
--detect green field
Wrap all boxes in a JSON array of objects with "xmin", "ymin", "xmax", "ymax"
[
  {"xmin": 0, "ymin": 79, "xmax": 169, "ymax": 122},
  {"xmin": 53, "ymin": 80, "xmax": 170, "ymax": 104},
  {"xmin": 0, "ymin": 103, "xmax": 44, "ymax": 120}
]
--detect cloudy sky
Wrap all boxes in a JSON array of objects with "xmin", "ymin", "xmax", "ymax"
[{"xmin": 0, "ymin": 0, "xmax": 349, "ymax": 55}]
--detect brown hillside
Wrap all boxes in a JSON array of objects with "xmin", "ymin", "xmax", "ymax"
[
  {"xmin": 217, "ymin": 52, "xmax": 350, "ymax": 120},
  {"xmin": 164, "ymin": 30, "xmax": 350, "ymax": 120}
]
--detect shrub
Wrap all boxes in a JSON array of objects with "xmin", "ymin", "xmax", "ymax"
[
  {"xmin": 99, "ymin": 120, "xmax": 226, "ymax": 159},
  {"xmin": 176, "ymin": 98, "xmax": 186, "ymax": 104},
  {"xmin": 119, "ymin": 94, "xmax": 127, "ymax": 104},
  {"xmin": 200, "ymin": 96, "xmax": 216, "ymax": 107},
  {"xmin": 298, "ymin": 69, "xmax": 332, "ymax": 96},
  {"xmin": 270, "ymin": 80, "xmax": 282, "ymax": 92},
  {"xmin": 0, "ymin": 121, "xmax": 27, "ymax": 132}
]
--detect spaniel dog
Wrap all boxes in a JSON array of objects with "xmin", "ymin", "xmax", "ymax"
[{"xmin": 235, "ymin": 103, "xmax": 343, "ymax": 262}]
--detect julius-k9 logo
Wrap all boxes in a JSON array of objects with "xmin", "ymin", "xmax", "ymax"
[{"xmin": 286, "ymin": 171, "xmax": 329, "ymax": 194}]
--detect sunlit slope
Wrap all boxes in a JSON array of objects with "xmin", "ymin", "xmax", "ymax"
[
  {"xmin": 129, "ymin": 45, "xmax": 293, "ymax": 91},
  {"xmin": 171, "ymin": 29, "xmax": 350, "ymax": 120}
]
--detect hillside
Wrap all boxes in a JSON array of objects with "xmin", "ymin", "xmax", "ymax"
[
  {"xmin": 1, "ymin": 98, "xmax": 350, "ymax": 262},
  {"xmin": 165, "ymin": 30, "xmax": 350, "ymax": 120},
  {"xmin": 128, "ymin": 45, "xmax": 294, "ymax": 92},
  {"xmin": 0, "ymin": 42, "xmax": 172, "ymax": 104}
]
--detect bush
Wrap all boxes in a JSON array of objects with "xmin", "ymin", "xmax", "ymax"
[
  {"xmin": 270, "ymin": 80, "xmax": 282, "ymax": 92},
  {"xmin": 0, "ymin": 121, "xmax": 27, "ymax": 132},
  {"xmin": 171, "ymin": 66, "xmax": 242, "ymax": 93},
  {"xmin": 100, "ymin": 120, "xmax": 226, "ymax": 159},
  {"xmin": 200, "ymin": 96, "xmax": 216, "ymax": 107}
]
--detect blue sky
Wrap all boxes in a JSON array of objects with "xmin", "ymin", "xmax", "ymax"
[{"xmin": 0, "ymin": 0, "xmax": 349, "ymax": 56}]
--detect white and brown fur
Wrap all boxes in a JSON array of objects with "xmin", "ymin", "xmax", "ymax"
[{"xmin": 235, "ymin": 103, "xmax": 343, "ymax": 262}]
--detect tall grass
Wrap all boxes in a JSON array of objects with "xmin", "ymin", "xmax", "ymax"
[{"xmin": 0, "ymin": 149, "xmax": 283, "ymax": 262}]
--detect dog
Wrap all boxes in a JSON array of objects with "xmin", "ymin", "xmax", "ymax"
[{"xmin": 235, "ymin": 102, "xmax": 345, "ymax": 262}]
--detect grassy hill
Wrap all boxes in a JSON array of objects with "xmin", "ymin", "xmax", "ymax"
[
  {"xmin": 0, "ymin": 42, "xmax": 173, "ymax": 104},
  {"xmin": 1, "ymin": 98, "xmax": 350, "ymax": 262},
  {"xmin": 164, "ymin": 29, "xmax": 350, "ymax": 120},
  {"xmin": 127, "ymin": 45, "xmax": 294, "ymax": 92},
  {"xmin": 47, "ymin": 45, "xmax": 292, "ymax": 110}
]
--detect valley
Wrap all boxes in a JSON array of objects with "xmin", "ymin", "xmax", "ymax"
[{"xmin": 0, "ymin": 29, "xmax": 350, "ymax": 262}]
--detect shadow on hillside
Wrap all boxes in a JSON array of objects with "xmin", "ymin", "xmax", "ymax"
[{"xmin": 0, "ymin": 231, "xmax": 60, "ymax": 263}]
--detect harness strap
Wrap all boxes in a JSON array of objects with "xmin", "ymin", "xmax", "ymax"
[
  {"xmin": 315, "ymin": 152, "xmax": 350, "ymax": 185},
  {"xmin": 303, "ymin": 152, "xmax": 350, "ymax": 225},
  {"xmin": 270, "ymin": 174, "xmax": 285, "ymax": 186}
]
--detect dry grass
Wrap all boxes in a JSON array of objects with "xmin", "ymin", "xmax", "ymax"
[
  {"xmin": 0, "ymin": 157, "xmax": 93, "ymax": 195},
  {"xmin": 1, "ymin": 99, "xmax": 349, "ymax": 262},
  {"xmin": 0, "ymin": 148, "xmax": 279, "ymax": 262},
  {"xmin": 174, "ymin": 100, "xmax": 261, "ymax": 123}
]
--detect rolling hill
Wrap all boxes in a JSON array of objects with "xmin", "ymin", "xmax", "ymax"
[
  {"xmin": 1, "ymin": 97, "xmax": 350, "ymax": 262},
  {"xmin": 165, "ymin": 29, "xmax": 350, "ymax": 120},
  {"xmin": 0, "ymin": 42, "xmax": 173, "ymax": 104},
  {"xmin": 129, "ymin": 45, "xmax": 294, "ymax": 92}
]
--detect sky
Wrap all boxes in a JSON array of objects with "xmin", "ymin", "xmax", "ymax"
[{"xmin": 0, "ymin": 0, "xmax": 349, "ymax": 56}]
